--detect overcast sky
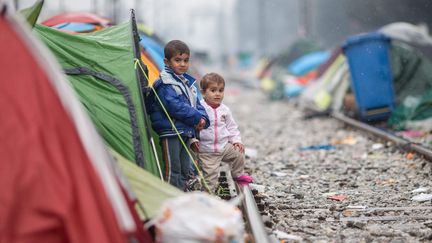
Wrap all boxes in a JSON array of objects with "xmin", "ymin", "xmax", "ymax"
[{"xmin": 13, "ymin": 0, "xmax": 240, "ymax": 63}]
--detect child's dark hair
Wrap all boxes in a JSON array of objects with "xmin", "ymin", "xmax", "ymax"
[
  {"xmin": 164, "ymin": 40, "xmax": 190, "ymax": 60},
  {"xmin": 200, "ymin": 73, "xmax": 225, "ymax": 92}
]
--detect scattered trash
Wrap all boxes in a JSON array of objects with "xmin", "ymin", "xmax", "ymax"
[
  {"xmin": 368, "ymin": 154, "xmax": 386, "ymax": 159},
  {"xmin": 273, "ymin": 230, "xmax": 303, "ymax": 241},
  {"xmin": 327, "ymin": 194, "xmax": 347, "ymax": 201},
  {"xmin": 406, "ymin": 152, "xmax": 414, "ymax": 160},
  {"xmin": 346, "ymin": 205, "xmax": 368, "ymax": 210},
  {"xmin": 411, "ymin": 193, "xmax": 432, "ymax": 202},
  {"xmin": 376, "ymin": 178, "xmax": 397, "ymax": 186},
  {"xmin": 153, "ymin": 192, "xmax": 244, "ymax": 243},
  {"xmin": 343, "ymin": 205, "xmax": 367, "ymax": 217},
  {"xmin": 298, "ymin": 174, "xmax": 310, "ymax": 179},
  {"xmin": 371, "ymin": 143, "xmax": 384, "ymax": 150},
  {"xmin": 299, "ymin": 144, "xmax": 336, "ymax": 151},
  {"xmin": 245, "ymin": 147, "xmax": 258, "ymax": 159},
  {"xmin": 322, "ymin": 192, "xmax": 338, "ymax": 198},
  {"xmin": 271, "ymin": 171, "xmax": 288, "ymax": 177},
  {"xmin": 412, "ymin": 187, "xmax": 429, "ymax": 193},
  {"xmin": 342, "ymin": 209, "xmax": 358, "ymax": 217},
  {"xmin": 353, "ymin": 152, "xmax": 368, "ymax": 159},
  {"xmin": 333, "ymin": 135, "xmax": 357, "ymax": 145},
  {"xmin": 396, "ymin": 130, "xmax": 424, "ymax": 138}
]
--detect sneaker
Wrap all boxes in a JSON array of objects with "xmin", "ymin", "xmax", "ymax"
[
  {"xmin": 234, "ymin": 174, "xmax": 253, "ymax": 186},
  {"xmin": 184, "ymin": 176, "xmax": 199, "ymax": 192}
]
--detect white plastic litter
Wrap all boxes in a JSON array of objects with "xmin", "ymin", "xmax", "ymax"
[
  {"xmin": 273, "ymin": 230, "xmax": 303, "ymax": 241},
  {"xmin": 271, "ymin": 171, "xmax": 288, "ymax": 177},
  {"xmin": 346, "ymin": 205, "xmax": 368, "ymax": 210},
  {"xmin": 411, "ymin": 193, "xmax": 432, "ymax": 202},
  {"xmin": 371, "ymin": 143, "xmax": 384, "ymax": 150},
  {"xmin": 153, "ymin": 192, "xmax": 244, "ymax": 243},
  {"xmin": 411, "ymin": 187, "xmax": 429, "ymax": 193}
]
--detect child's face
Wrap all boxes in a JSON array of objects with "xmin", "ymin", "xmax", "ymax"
[
  {"xmin": 164, "ymin": 52, "xmax": 190, "ymax": 75},
  {"xmin": 203, "ymin": 82, "xmax": 224, "ymax": 106}
]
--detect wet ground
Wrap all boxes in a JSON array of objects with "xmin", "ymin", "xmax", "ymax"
[{"xmin": 223, "ymin": 82, "xmax": 432, "ymax": 242}]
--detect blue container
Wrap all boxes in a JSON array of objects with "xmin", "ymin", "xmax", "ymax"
[{"xmin": 342, "ymin": 32, "xmax": 395, "ymax": 122}]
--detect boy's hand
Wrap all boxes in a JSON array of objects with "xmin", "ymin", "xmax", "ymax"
[
  {"xmin": 190, "ymin": 142, "xmax": 200, "ymax": 153},
  {"xmin": 233, "ymin": 143, "xmax": 245, "ymax": 154},
  {"xmin": 195, "ymin": 118, "xmax": 206, "ymax": 131}
]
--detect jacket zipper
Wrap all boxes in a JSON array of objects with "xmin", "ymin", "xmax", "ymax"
[{"xmin": 213, "ymin": 107, "xmax": 218, "ymax": 153}]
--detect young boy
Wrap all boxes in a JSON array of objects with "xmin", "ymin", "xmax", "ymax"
[
  {"xmin": 146, "ymin": 40, "xmax": 209, "ymax": 190},
  {"xmin": 191, "ymin": 72, "xmax": 252, "ymax": 191}
]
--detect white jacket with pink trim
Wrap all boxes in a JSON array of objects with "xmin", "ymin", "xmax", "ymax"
[{"xmin": 199, "ymin": 101, "xmax": 242, "ymax": 153}]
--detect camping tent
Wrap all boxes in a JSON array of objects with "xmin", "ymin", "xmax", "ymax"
[
  {"xmin": 53, "ymin": 22, "xmax": 99, "ymax": 33},
  {"xmin": 0, "ymin": 6, "xmax": 151, "ymax": 242},
  {"xmin": 42, "ymin": 11, "xmax": 111, "ymax": 27},
  {"xmin": 34, "ymin": 11, "xmax": 162, "ymax": 177}
]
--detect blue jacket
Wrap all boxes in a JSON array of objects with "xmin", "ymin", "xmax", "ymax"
[{"xmin": 146, "ymin": 67, "xmax": 210, "ymax": 138}]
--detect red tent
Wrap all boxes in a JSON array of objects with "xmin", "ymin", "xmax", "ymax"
[
  {"xmin": 42, "ymin": 12, "xmax": 111, "ymax": 27},
  {"xmin": 0, "ymin": 6, "xmax": 150, "ymax": 243}
]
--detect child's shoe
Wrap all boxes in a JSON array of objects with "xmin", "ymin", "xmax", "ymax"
[{"xmin": 234, "ymin": 174, "xmax": 253, "ymax": 186}]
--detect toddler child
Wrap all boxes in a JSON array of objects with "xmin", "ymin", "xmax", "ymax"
[{"xmin": 190, "ymin": 72, "xmax": 252, "ymax": 191}]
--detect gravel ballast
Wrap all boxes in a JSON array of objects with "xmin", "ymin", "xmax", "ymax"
[{"xmin": 223, "ymin": 84, "xmax": 432, "ymax": 242}]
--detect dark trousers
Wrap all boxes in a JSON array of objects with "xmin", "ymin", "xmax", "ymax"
[{"xmin": 160, "ymin": 136, "xmax": 191, "ymax": 190}]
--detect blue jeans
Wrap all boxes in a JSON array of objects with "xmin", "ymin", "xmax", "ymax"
[{"xmin": 160, "ymin": 136, "xmax": 191, "ymax": 190}]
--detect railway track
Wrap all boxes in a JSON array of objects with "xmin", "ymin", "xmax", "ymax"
[
  {"xmin": 218, "ymin": 165, "xmax": 272, "ymax": 243},
  {"xmin": 332, "ymin": 112, "xmax": 432, "ymax": 162},
  {"xmin": 218, "ymin": 86, "xmax": 432, "ymax": 241}
]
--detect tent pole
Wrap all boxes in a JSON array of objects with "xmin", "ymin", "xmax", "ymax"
[
  {"xmin": 150, "ymin": 137, "xmax": 164, "ymax": 181},
  {"xmin": 130, "ymin": 9, "xmax": 164, "ymax": 180}
]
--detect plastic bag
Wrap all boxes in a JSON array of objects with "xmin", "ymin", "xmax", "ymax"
[{"xmin": 153, "ymin": 192, "xmax": 244, "ymax": 243}]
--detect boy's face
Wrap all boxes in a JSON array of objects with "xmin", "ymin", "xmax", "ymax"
[
  {"xmin": 203, "ymin": 82, "xmax": 224, "ymax": 106},
  {"xmin": 164, "ymin": 52, "xmax": 189, "ymax": 75}
]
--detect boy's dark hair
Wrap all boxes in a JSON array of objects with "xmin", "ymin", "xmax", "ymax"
[
  {"xmin": 200, "ymin": 72, "xmax": 225, "ymax": 92},
  {"xmin": 164, "ymin": 40, "xmax": 190, "ymax": 60}
]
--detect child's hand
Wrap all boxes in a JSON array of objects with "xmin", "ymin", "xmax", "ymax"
[
  {"xmin": 233, "ymin": 143, "xmax": 245, "ymax": 154},
  {"xmin": 190, "ymin": 142, "xmax": 200, "ymax": 153},
  {"xmin": 195, "ymin": 118, "xmax": 206, "ymax": 131}
]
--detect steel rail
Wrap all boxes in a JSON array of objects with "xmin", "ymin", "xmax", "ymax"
[
  {"xmin": 332, "ymin": 112, "xmax": 432, "ymax": 161},
  {"xmin": 222, "ymin": 163, "xmax": 270, "ymax": 243},
  {"xmin": 238, "ymin": 185, "xmax": 271, "ymax": 243}
]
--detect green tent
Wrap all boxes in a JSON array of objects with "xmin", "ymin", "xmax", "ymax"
[
  {"xmin": 19, "ymin": 0, "xmax": 43, "ymax": 28},
  {"xmin": 34, "ymin": 12, "xmax": 162, "ymax": 177},
  {"xmin": 388, "ymin": 43, "xmax": 432, "ymax": 129}
]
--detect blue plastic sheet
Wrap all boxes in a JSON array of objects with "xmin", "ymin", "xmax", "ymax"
[
  {"xmin": 299, "ymin": 144, "xmax": 336, "ymax": 151},
  {"xmin": 53, "ymin": 22, "xmax": 96, "ymax": 32},
  {"xmin": 288, "ymin": 51, "xmax": 330, "ymax": 76}
]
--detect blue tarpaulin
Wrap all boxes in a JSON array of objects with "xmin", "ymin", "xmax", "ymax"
[
  {"xmin": 139, "ymin": 34, "xmax": 164, "ymax": 70},
  {"xmin": 288, "ymin": 51, "xmax": 330, "ymax": 76},
  {"xmin": 53, "ymin": 22, "xmax": 97, "ymax": 32}
]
